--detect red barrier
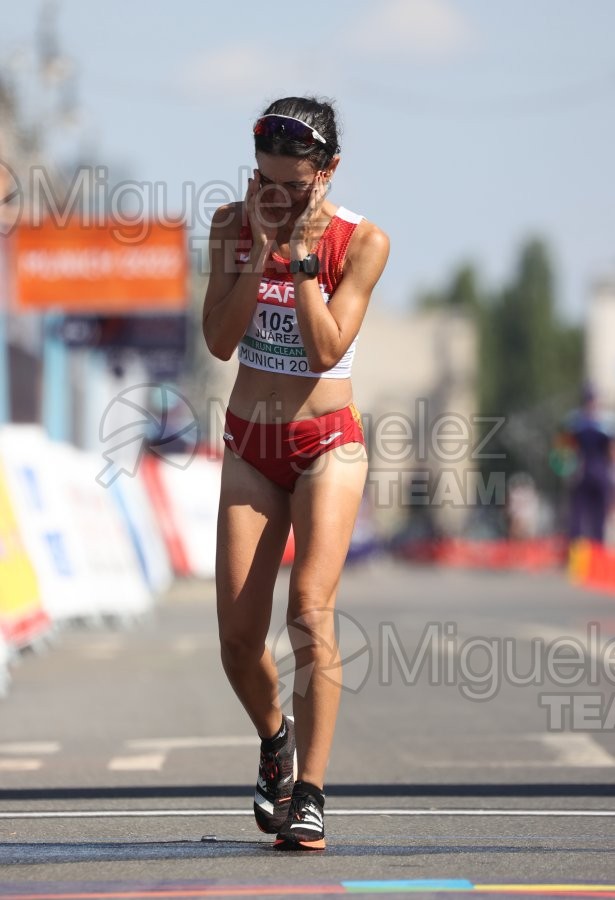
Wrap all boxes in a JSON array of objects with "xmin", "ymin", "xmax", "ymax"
[
  {"xmin": 281, "ymin": 528, "xmax": 295, "ymax": 566},
  {"xmin": 140, "ymin": 455, "xmax": 191, "ymax": 577},
  {"xmin": 394, "ymin": 537, "xmax": 567, "ymax": 570}
]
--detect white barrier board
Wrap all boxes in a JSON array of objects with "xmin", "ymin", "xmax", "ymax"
[
  {"xmin": 58, "ymin": 448, "xmax": 152, "ymax": 618},
  {"xmin": 0, "ymin": 631, "xmax": 10, "ymax": 698},
  {"xmin": 0, "ymin": 426, "xmax": 90, "ymax": 621},
  {"xmin": 110, "ymin": 471, "xmax": 173, "ymax": 596},
  {"xmin": 0, "ymin": 427, "xmax": 152, "ymax": 622}
]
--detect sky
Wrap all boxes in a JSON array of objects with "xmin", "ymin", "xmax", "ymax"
[{"xmin": 2, "ymin": 0, "xmax": 615, "ymax": 320}]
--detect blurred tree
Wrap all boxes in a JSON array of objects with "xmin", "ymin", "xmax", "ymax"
[
  {"xmin": 483, "ymin": 239, "xmax": 583, "ymax": 490},
  {"xmin": 417, "ymin": 261, "xmax": 483, "ymax": 314},
  {"xmin": 416, "ymin": 287, "xmax": 446, "ymax": 310},
  {"xmin": 416, "ymin": 238, "xmax": 584, "ymax": 499},
  {"xmin": 494, "ymin": 239, "xmax": 557, "ymax": 411},
  {"xmin": 448, "ymin": 263, "xmax": 483, "ymax": 312}
]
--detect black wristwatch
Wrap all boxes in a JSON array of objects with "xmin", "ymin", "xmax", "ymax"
[{"xmin": 290, "ymin": 253, "xmax": 320, "ymax": 277}]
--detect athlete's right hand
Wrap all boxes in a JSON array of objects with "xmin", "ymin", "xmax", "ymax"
[{"xmin": 245, "ymin": 169, "xmax": 277, "ymax": 251}]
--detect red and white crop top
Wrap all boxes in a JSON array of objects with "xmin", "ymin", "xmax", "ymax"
[{"xmin": 234, "ymin": 205, "xmax": 364, "ymax": 379}]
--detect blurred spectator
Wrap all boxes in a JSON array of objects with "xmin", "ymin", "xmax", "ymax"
[
  {"xmin": 554, "ymin": 385, "xmax": 615, "ymax": 543},
  {"xmin": 506, "ymin": 472, "xmax": 541, "ymax": 539}
]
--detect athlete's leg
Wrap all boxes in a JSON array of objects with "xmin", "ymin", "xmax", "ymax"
[
  {"xmin": 287, "ymin": 442, "xmax": 368, "ymax": 789},
  {"xmin": 216, "ymin": 447, "xmax": 291, "ymax": 739}
]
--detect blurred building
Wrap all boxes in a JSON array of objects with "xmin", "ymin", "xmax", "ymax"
[
  {"xmin": 587, "ymin": 277, "xmax": 615, "ymax": 409},
  {"xmin": 0, "ymin": 74, "xmax": 46, "ymax": 425},
  {"xmin": 352, "ymin": 305, "xmax": 479, "ymax": 537}
]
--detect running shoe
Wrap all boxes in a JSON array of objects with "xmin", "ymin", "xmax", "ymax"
[
  {"xmin": 253, "ymin": 714, "xmax": 297, "ymax": 834},
  {"xmin": 274, "ymin": 781, "xmax": 326, "ymax": 851}
]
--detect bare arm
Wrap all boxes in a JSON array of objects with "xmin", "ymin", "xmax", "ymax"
[
  {"xmin": 201, "ymin": 203, "xmax": 267, "ymax": 360},
  {"xmin": 203, "ymin": 168, "xmax": 280, "ymax": 360},
  {"xmin": 293, "ymin": 221, "xmax": 390, "ymax": 373},
  {"xmin": 287, "ymin": 171, "xmax": 390, "ymax": 372}
]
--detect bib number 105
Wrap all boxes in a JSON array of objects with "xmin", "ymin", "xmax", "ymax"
[{"xmin": 258, "ymin": 311, "xmax": 295, "ymax": 333}]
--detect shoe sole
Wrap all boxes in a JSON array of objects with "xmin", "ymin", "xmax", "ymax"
[
  {"xmin": 254, "ymin": 796, "xmax": 292, "ymax": 835},
  {"xmin": 273, "ymin": 836, "xmax": 326, "ymax": 851}
]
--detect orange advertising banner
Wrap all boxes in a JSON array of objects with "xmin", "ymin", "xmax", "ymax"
[{"xmin": 10, "ymin": 219, "xmax": 188, "ymax": 312}]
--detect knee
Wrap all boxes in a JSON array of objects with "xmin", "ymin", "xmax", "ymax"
[
  {"xmin": 219, "ymin": 625, "xmax": 266, "ymax": 669},
  {"xmin": 286, "ymin": 594, "xmax": 337, "ymax": 661}
]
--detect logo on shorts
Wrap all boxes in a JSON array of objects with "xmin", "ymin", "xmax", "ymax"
[
  {"xmin": 223, "ymin": 432, "xmax": 234, "ymax": 442},
  {"xmin": 319, "ymin": 431, "xmax": 343, "ymax": 446}
]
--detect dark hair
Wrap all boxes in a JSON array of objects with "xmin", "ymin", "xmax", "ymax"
[{"xmin": 254, "ymin": 96, "xmax": 341, "ymax": 169}]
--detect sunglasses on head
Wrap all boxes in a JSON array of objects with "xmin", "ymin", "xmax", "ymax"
[{"xmin": 253, "ymin": 114, "xmax": 327, "ymax": 147}]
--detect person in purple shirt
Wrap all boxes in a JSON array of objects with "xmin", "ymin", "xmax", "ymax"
[{"xmin": 559, "ymin": 385, "xmax": 615, "ymax": 543}]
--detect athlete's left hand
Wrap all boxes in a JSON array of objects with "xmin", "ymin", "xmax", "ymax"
[{"xmin": 290, "ymin": 172, "xmax": 330, "ymax": 255}]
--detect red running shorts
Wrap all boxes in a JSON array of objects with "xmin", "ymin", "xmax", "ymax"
[{"xmin": 222, "ymin": 402, "xmax": 366, "ymax": 493}]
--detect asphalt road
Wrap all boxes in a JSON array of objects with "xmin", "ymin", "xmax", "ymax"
[{"xmin": 1, "ymin": 557, "xmax": 615, "ymax": 897}]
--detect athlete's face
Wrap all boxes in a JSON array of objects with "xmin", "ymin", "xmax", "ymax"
[{"xmin": 254, "ymin": 152, "xmax": 319, "ymax": 219}]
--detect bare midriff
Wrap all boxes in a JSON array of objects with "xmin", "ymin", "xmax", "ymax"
[{"xmin": 228, "ymin": 364, "xmax": 354, "ymax": 423}]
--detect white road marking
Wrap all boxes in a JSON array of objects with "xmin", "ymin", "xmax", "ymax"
[
  {"xmin": 517, "ymin": 623, "xmax": 612, "ymax": 659},
  {"xmin": 0, "ymin": 759, "xmax": 42, "ymax": 771},
  {"xmin": 108, "ymin": 754, "xmax": 165, "ymax": 771},
  {"xmin": 76, "ymin": 638, "xmax": 124, "ymax": 661},
  {"xmin": 538, "ymin": 733, "xmax": 615, "ymax": 767},
  {"xmin": 170, "ymin": 636, "xmax": 219, "ymax": 655},
  {"xmin": 79, "ymin": 649, "xmax": 119, "ymax": 661},
  {"xmin": 1, "ymin": 808, "xmax": 615, "ymax": 819},
  {"xmin": 420, "ymin": 734, "xmax": 615, "ymax": 767},
  {"xmin": 2, "ymin": 734, "xmax": 611, "ymax": 778},
  {"xmin": 171, "ymin": 637, "xmax": 201, "ymax": 656},
  {"xmin": 126, "ymin": 736, "xmax": 260, "ymax": 750},
  {"xmin": 0, "ymin": 742, "xmax": 59, "ymax": 755}
]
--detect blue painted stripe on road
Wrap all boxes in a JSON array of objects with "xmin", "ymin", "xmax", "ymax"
[{"xmin": 343, "ymin": 880, "xmax": 475, "ymax": 892}]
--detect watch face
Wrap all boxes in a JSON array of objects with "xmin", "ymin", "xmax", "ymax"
[{"xmin": 303, "ymin": 254, "xmax": 320, "ymax": 276}]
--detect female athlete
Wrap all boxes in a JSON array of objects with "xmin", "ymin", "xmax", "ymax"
[{"xmin": 202, "ymin": 96, "xmax": 389, "ymax": 851}]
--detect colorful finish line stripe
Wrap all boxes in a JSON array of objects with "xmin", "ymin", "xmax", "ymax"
[
  {"xmin": 3, "ymin": 882, "xmax": 615, "ymax": 899},
  {"xmin": 344, "ymin": 886, "xmax": 615, "ymax": 896}
]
